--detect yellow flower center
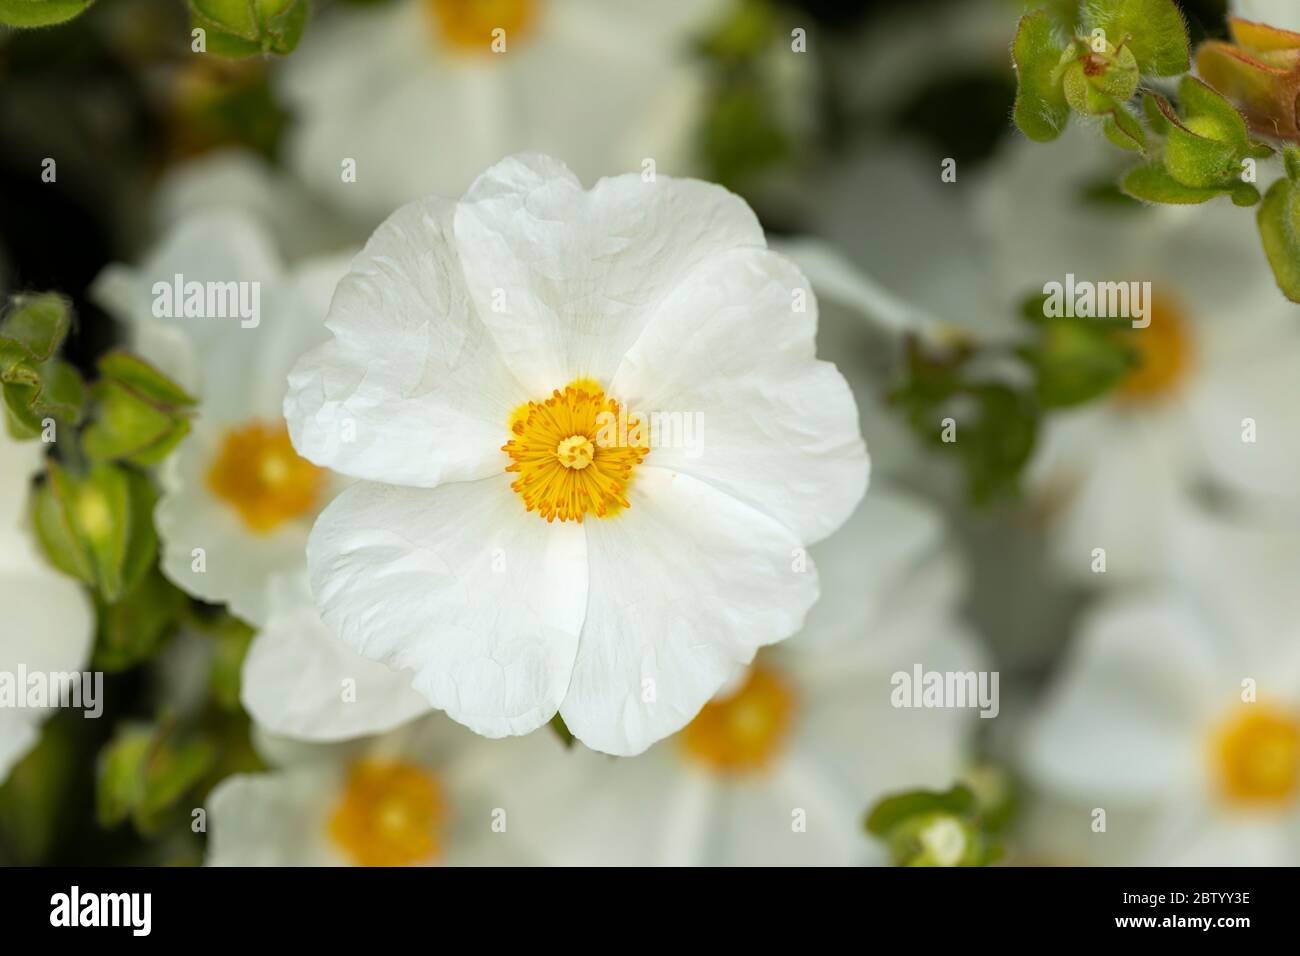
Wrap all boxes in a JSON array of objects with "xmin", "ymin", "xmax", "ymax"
[
  {"xmin": 1117, "ymin": 294, "xmax": 1193, "ymax": 402},
  {"xmin": 327, "ymin": 759, "xmax": 445, "ymax": 867},
  {"xmin": 680, "ymin": 665, "xmax": 797, "ymax": 774},
  {"xmin": 502, "ymin": 379, "xmax": 647, "ymax": 523},
  {"xmin": 206, "ymin": 421, "xmax": 327, "ymax": 534},
  {"xmin": 1212, "ymin": 705, "xmax": 1300, "ymax": 808},
  {"xmin": 427, "ymin": 0, "xmax": 537, "ymax": 53}
]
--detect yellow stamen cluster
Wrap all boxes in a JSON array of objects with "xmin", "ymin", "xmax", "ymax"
[
  {"xmin": 206, "ymin": 421, "xmax": 326, "ymax": 534},
  {"xmin": 1118, "ymin": 294, "xmax": 1193, "ymax": 401},
  {"xmin": 681, "ymin": 665, "xmax": 797, "ymax": 774},
  {"xmin": 503, "ymin": 381, "xmax": 647, "ymax": 523},
  {"xmin": 327, "ymin": 759, "xmax": 445, "ymax": 867},
  {"xmin": 1213, "ymin": 705, "xmax": 1300, "ymax": 808},
  {"xmin": 427, "ymin": 0, "xmax": 537, "ymax": 53}
]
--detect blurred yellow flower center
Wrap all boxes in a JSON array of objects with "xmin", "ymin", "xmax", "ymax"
[
  {"xmin": 503, "ymin": 379, "xmax": 647, "ymax": 523},
  {"xmin": 1117, "ymin": 294, "xmax": 1193, "ymax": 401},
  {"xmin": 1212, "ymin": 706, "xmax": 1300, "ymax": 808},
  {"xmin": 428, "ymin": 0, "xmax": 537, "ymax": 52},
  {"xmin": 206, "ymin": 421, "xmax": 327, "ymax": 534},
  {"xmin": 681, "ymin": 665, "xmax": 796, "ymax": 774},
  {"xmin": 328, "ymin": 759, "xmax": 445, "ymax": 867}
]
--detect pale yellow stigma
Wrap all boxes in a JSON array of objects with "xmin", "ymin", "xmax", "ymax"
[
  {"xmin": 1212, "ymin": 705, "xmax": 1300, "ymax": 809},
  {"xmin": 1118, "ymin": 293, "xmax": 1194, "ymax": 402},
  {"xmin": 503, "ymin": 380, "xmax": 647, "ymax": 523},
  {"xmin": 327, "ymin": 759, "xmax": 444, "ymax": 867},
  {"xmin": 427, "ymin": 0, "xmax": 537, "ymax": 53},
  {"xmin": 681, "ymin": 665, "xmax": 797, "ymax": 774},
  {"xmin": 206, "ymin": 421, "xmax": 326, "ymax": 534},
  {"xmin": 556, "ymin": 435, "xmax": 595, "ymax": 470}
]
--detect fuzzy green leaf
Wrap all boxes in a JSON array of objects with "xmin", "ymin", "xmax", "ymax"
[
  {"xmin": 1257, "ymin": 157, "xmax": 1300, "ymax": 303},
  {"xmin": 0, "ymin": 0, "xmax": 94, "ymax": 28},
  {"xmin": 190, "ymin": 0, "xmax": 307, "ymax": 58},
  {"xmin": 1012, "ymin": 11, "xmax": 1070, "ymax": 142},
  {"xmin": 1084, "ymin": 0, "xmax": 1190, "ymax": 76}
]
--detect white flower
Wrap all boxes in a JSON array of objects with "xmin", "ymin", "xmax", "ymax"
[
  {"xmin": 1232, "ymin": 0, "xmax": 1300, "ymax": 32},
  {"xmin": 286, "ymin": 153, "xmax": 869, "ymax": 756},
  {"xmin": 1023, "ymin": 514, "xmax": 1300, "ymax": 865},
  {"xmin": 206, "ymin": 716, "xmax": 546, "ymax": 866},
  {"xmin": 279, "ymin": 0, "xmax": 726, "ymax": 223},
  {"xmin": 974, "ymin": 130, "xmax": 1300, "ymax": 584},
  {"xmin": 0, "ymin": 429, "xmax": 93, "ymax": 782},
  {"xmin": 92, "ymin": 211, "xmax": 355, "ymax": 625},
  {"xmin": 489, "ymin": 491, "xmax": 983, "ymax": 865}
]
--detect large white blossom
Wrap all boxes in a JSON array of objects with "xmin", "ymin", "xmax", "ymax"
[
  {"xmin": 278, "ymin": 0, "xmax": 726, "ymax": 223},
  {"xmin": 285, "ymin": 153, "xmax": 868, "ymax": 756},
  {"xmin": 0, "ymin": 429, "xmax": 93, "ymax": 782}
]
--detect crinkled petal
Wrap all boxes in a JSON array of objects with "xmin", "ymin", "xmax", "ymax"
[
  {"xmin": 611, "ymin": 246, "xmax": 868, "ymax": 542},
  {"xmin": 559, "ymin": 467, "xmax": 817, "ymax": 756},
  {"xmin": 307, "ymin": 477, "xmax": 587, "ymax": 738},
  {"xmin": 453, "ymin": 154, "xmax": 765, "ymax": 393},
  {"xmin": 286, "ymin": 196, "xmax": 523, "ymax": 488}
]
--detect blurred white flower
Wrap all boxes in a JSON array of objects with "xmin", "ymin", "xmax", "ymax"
[
  {"xmin": 974, "ymin": 131, "xmax": 1300, "ymax": 584},
  {"xmin": 496, "ymin": 491, "xmax": 984, "ymax": 865},
  {"xmin": 279, "ymin": 0, "xmax": 725, "ymax": 223},
  {"xmin": 153, "ymin": 149, "xmax": 358, "ymax": 261},
  {"xmin": 1024, "ymin": 513, "xmax": 1300, "ymax": 865},
  {"xmin": 91, "ymin": 212, "xmax": 355, "ymax": 625},
  {"xmin": 1232, "ymin": 0, "xmax": 1300, "ymax": 31},
  {"xmin": 285, "ymin": 153, "xmax": 868, "ymax": 756},
  {"xmin": 206, "ymin": 715, "xmax": 547, "ymax": 866},
  {"xmin": 241, "ymin": 570, "xmax": 429, "ymax": 742},
  {"xmin": 0, "ymin": 428, "xmax": 93, "ymax": 782}
]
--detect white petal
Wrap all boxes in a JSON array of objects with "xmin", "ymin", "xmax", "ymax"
[
  {"xmin": 206, "ymin": 768, "xmax": 343, "ymax": 866},
  {"xmin": 0, "ymin": 563, "xmax": 94, "ymax": 782},
  {"xmin": 611, "ymin": 246, "xmax": 868, "ymax": 542},
  {"xmin": 453, "ymin": 154, "xmax": 765, "ymax": 393},
  {"xmin": 242, "ymin": 572, "xmax": 431, "ymax": 742},
  {"xmin": 1024, "ymin": 591, "xmax": 1219, "ymax": 806},
  {"xmin": 155, "ymin": 421, "xmax": 313, "ymax": 626},
  {"xmin": 307, "ymin": 478, "xmax": 587, "ymax": 738},
  {"xmin": 559, "ymin": 468, "xmax": 818, "ymax": 756},
  {"xmin": 285, "ymin": 196, "xmax": 523, "ymax": 487},
  {"xmin": 90, "ymin": 210, "xmax": 284, "ymax": 396}
]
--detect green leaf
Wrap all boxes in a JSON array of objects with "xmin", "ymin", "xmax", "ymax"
[
  {"xmin": 82, "ymin": 352, "xmax": 195, "ymax": 468},
  {"xmin": 189, "ymin": 0, "xmax": 308, "ymax": 58},
  {"xmin": 1083, "ymin": 0, "xmax": 1190, "ymax": 76},
  {"xmin": 0, "ymin": 292, "xmax": 71, "ymax": 364},
  {"xmin": 549, "ymin": 713, "xmax": 576, "ymax": 749},
  {"xmin": 1012, "ymin": 11, "xmax": 1070, "ymax": 142},
  {"xmin": 35, "ymin": 461, "xmax": 156, "ymax": 603},
  {"xmin": 208, "ymin": 615, "xmax": 256, "ymax": 712},
  {"xmin": 93, "ymin": 569, "xmax": 187, "ymax": 672},
  {"xmin": 1101, "ymin": 101, "xmax": 1146, "ymax": 152},
  {"xmin": 865, "ymin": 785, "xmax": 976, "ymax": 836},
  {"xmin": 1122, "ymin": 162, "xmax": 1241, "ymax": 204},
  {"xmin": 1257, "ymin": 154, "xmax": 1300, "ymax": 303},
  {"xmin": 1018, "ymin": 306, "xmax": 1138, "ymax": 407},
  {"xmin": 0, "ymin": 0, "xmax": 94, "ymax": 28},
  {"xmin": 97, "ymin": 721, "xmax": 217, "ymax": 835}
]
